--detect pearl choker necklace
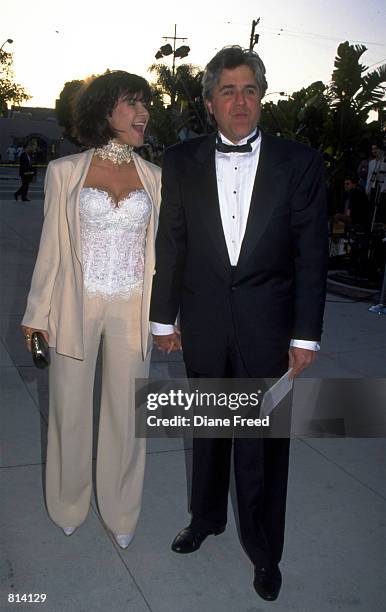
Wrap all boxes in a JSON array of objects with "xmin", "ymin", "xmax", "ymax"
[{"xmin": 94, "ymin": 140, "xmax": 133, "ymax": 165}]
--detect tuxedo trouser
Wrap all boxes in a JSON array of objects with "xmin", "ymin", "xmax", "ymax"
[
  {"xmin": 15, "ymin": 175, "xmax": 32, "ymax": 200},
  {"xmin": 46, "ymin": 291, "xmax": 150, "ymax": 533},
  {"xmin": 186, "ymin": 321, "xmax": 290, "ymax": 569}
]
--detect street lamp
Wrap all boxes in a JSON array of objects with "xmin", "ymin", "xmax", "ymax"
[
  {"xmin": 155, "ymin": 44, "xmax": 173, "ymax": 59},
  {"xmin": 265, "ymin": 91, "xmax": 288, "ymax": 98},
  {"xmin": 154, "ymin": 25, "xmax": 190, "ymax": 76},
  {"xmin": 0, "ymin": 38, "xmax": 13, "ymax": 52}
]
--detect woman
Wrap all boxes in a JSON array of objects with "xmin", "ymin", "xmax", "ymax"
[{"xmin": 21, "ymin": 71, "xmax": 161, "ymax": 548}]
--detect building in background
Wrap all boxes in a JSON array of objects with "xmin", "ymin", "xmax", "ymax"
[{"xmin": 0, "ymin": 106, "xmax": 79, "ymax": 162}]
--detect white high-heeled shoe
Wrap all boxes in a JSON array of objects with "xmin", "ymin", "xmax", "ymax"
[
  {"xmin": 114, "ymin": 533, "xmax": 134, "ymax": 549},
  {"xmin": 62, "ymin": 527, "xmax": 76, "ymax": 536}
]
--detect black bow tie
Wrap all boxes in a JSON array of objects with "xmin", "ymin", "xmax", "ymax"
[{"xmin": 216, "ymin": 130, "xmax": 259, "ymax": 153}]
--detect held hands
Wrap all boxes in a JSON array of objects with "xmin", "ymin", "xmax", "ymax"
[
  {"xmin": 21, "ymin": 326, "xmax": 49, "ymax": 352},
  {"xmin": 152, "ymin": 330, "xmax": 182, "ymax": 354},
  {"xmin": 288, "ymin": 347, "xmax": 316, "ymax": 379}
]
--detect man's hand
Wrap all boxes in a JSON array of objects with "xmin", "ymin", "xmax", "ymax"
[
  {"xmin": 288, "ymin": 347, "xmax": 316, "ymax": 379},
  {"xmin": 21, "ymin": 326, "xmax": 49, "ymax": 352},
  {"xmin": 152, "ymin": 331, "xmax": 182, "ymax": 354}
]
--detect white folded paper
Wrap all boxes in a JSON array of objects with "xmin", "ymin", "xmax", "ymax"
[{"xmin": 260, "ymin": 369, "xmax": 293, "ymax": 417}]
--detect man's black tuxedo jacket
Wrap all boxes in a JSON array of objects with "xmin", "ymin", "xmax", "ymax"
[
  {"xmin": 150, "ymin": 131, "xmax": 328, "ymax": 376},
  {"xmin": 19, "ymin": 152, "xmax": 33, "ymax": 178}
]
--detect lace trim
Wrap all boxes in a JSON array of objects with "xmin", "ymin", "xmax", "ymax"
[
  {"xmin": 82, "ymin": 187, "xmax": 146, "ymax": 208},
  {"xmin": 79, "ymin": 187, "xmax": 151, "ymax": 300}
]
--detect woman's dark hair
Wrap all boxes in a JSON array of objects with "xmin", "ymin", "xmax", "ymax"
[{"xmin": 72, "ymin": 70, "xmax": 151, "ymax": 147}]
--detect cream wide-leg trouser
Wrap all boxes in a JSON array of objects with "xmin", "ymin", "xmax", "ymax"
[{"xmin": 45, "ymin": 291, "xmax": 150, "ymax": 534}]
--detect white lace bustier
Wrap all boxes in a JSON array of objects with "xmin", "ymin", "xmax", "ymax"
[{"xmin": 79, "ymin": 187, "xmax": 152, "ymax": 300}]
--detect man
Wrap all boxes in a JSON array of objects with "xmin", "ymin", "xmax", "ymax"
[
  {"xmin": 14, "ymin": 145, "xmax": 34, "ymax": 202},
  {"xmin": 335, "ymin": 176, "xmax": 370, "ymax": 230},
  {"xmin": 365, "ymin": 144, "xmax": 384, "ymax": 194},
  {"xmin": 150, "ymin": 46, "xmax": 328, "ymax": 602},
  {"xmin": 365, "ymin": 143, "xmax": 386, "ymax": 225},
  {"xmin": 6, "ymin": 144, "xmax": 16, "ymax": 163}
]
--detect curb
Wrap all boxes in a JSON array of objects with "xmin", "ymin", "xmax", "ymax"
[{"xmin": 327, "ymin": 277, "xmax": 379, "ymax": 300}]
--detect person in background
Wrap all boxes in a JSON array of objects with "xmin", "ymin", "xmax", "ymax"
[
  {"xmin": 6, "ymin": 144, "xmax": 17, "ymax": 163},
  {"xmin": 334, "ymin": 175, "xmax": 370, "ymax": 230},
  {"xmin": 366, "ymin": 144, "xmax": 386, "ymax": 224},
  {"xmin": 14, "ymin": 144, "xmax": 35, "ymax": 202},
  {"xmin": 366, "ymin": 143, "xmax": 385, "ymax": 195}
]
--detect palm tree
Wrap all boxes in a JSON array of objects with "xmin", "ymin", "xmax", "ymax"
[
  {"xmin": 149, "ymin": 63, "xmax": 208, "ymax": 143},
  {"xmin": 149, "ymin": 62, "xmax": 203, "ymax": 108},
  {"xmin": 149, "ymin": 63, "xmax": 177, "ymax": 105},
  {"xmin": 328, "ymin": 41, "xmax": 386, "ymax": 154}
]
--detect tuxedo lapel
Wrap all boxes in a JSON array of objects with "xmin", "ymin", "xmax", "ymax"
[
  {"xmin": 194, "ymin": 135, "xmax": 232, "ymax": 271},
  {"xmin": 235, "ymin": 133, "xmax": 287, "ymax": 274}
]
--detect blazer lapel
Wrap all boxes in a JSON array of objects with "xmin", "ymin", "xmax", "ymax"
[
  {"xmin": 133, "ymin": 153, "xmax": 162, "ymax": 358},
  {"xmin": 133, "ymin": 152, "xmax": 160, "ymax": 287},
  {"xmin": 66, "ymin": 149, "xmax": 94, "ymax": 263},
  {"xmin": 133, "ymin": 152, "xmax": 158, "ymax": 250}
]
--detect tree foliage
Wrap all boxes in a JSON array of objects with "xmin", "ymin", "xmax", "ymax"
[
  {"xmin": 0, "ymin": 49, "xmax": 30, "ymax": 113},
  {"xmin": 56, "ymin": 79, "xmax": 84, "ymax": 144},
  {"xmin": 261, "ymin": 81, "xmax": 331, "ymax": 149},
  {"xmin": 54, "ymin": 41, "xmax": 385, "ymax": 159},
  {"xmin": 149, "ymin": 63, "xmax": 203, "ymax": 106},
  {"xmin": 327, "ymin": 42, "xmax": 386, "ymax": 154},
  {"xmin": 147, "ymin": 86, "xmax": 179, "ymax": 146},
  {"xmin": 148, "ymin": 62, "xmax": 209, "ymax": 145},
  {"xmin": 261, "ymin": 42, "xmax": 385, "ymax": 158}
]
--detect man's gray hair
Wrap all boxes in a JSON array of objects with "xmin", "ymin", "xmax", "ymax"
[{"xmin": 202, "ymin": 45, "xmax": 268, "ymax": 101}]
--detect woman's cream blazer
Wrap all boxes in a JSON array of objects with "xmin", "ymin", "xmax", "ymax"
[{"xmin": 22, "ymin": 149, "xmax": 161, "ymax": 360}]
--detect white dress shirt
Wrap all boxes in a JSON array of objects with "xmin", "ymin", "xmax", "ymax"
[
  {"xmin": 151, "ymin": 129, "xmax": 319, "ymax": 352},
  {"xmin": 216, "ymin": 129, "xmax": 261, "ymax": 265},
  {"xmin": 366, "ymin": 156, "xmax": 386, "ymax": 195}
]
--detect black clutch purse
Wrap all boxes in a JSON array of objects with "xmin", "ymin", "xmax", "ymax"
[{"xmin": 31, "ymin": 331, "xmax": 50, "ymax": 369}]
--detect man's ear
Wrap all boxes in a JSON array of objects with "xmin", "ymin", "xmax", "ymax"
[{"xmin": 205, "ymin": 99, "xmax": 213, "ymax": 116}]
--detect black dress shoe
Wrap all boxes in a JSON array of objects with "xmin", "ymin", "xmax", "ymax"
[
  {"xmin": 22, "ymin": 198, "xmax": 30, "ymax": 201},
  {"xmin": 253, "ymin": 565, "xmax": 282, "ymax": 601},
  {"xmin": 171, "ymin": 524, "xmax": 225, "ymax": 554}
]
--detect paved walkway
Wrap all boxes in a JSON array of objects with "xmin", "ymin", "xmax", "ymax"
[{"xmin": 1, "ymin": 192, "xmax": 385, "ymax": 611}]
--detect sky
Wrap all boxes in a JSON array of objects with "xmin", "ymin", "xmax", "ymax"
[{"xmin": 2, "ymin": 0, "xmax": 386, "ymax": 108}]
